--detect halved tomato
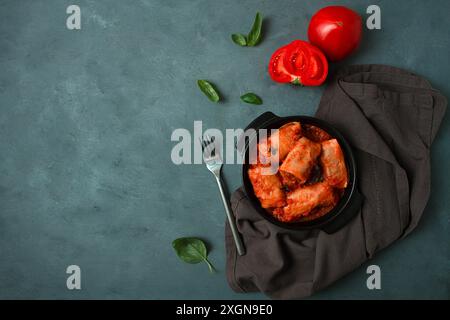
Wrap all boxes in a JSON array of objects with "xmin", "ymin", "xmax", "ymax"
[
  {"xmin": 268, "ymin": 44, "xmax": 295, "ymax": 83},
  {"xmin": 268, "ymin": 40, "xmax": 328, "ymax": 86},
  {"xmin": 283, "ymin": 40, "xmax": 328, "ymax": 86}
]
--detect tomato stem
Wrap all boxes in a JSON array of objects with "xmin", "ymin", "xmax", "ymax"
[{"xmin": 291, "ymin": 78, "xmax": 303, "ymax": 86}]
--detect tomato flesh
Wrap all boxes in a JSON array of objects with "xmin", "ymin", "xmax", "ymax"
[
  {"xmin": 268, "ymin": 40, "xmax": 328, "ymax": 86},
  {"xmin": 268, "ymin": 45, "xmax": 295, "ymax": 83}
]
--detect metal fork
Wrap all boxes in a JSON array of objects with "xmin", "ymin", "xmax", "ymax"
[{"xmin": 201, "ymin": 134, "xmax": 246, "ymax": 256}]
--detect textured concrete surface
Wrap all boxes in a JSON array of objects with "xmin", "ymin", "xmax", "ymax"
[{"xmin": 0, "ymin": 0, "xmax": 448, "ymax": 299}]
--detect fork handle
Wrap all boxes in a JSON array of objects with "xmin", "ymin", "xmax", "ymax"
[{"xmin": 215, "ymin": 176, "xmax": 246, "ymax": 256}]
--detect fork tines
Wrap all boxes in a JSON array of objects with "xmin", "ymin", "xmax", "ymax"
[{"xmin": 201, "ymin": 135, "xmax": 216, "ymax": 157}]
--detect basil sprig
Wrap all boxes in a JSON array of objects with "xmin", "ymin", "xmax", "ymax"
[
  {"xmin": 240, "ymin": 92, "xmax": 263, "ymax": 105},
  {"xmin": 197, "ymin": 80, "xmax": 220, "ymax": 103},
  {"xmin": 172, "ymin": 237, "xmax": 215, "ymax": 273},
  {"xmin": 231, "ymin": 12, "xmax": 263, "ymax": 47}
]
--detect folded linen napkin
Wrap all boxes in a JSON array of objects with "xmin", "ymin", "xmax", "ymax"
[{"xmin": 225, "ymin": 64, "xmax": 447, "ymax": 299}]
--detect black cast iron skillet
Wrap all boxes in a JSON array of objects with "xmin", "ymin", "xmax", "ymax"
[{"xmin": 240, "ymin": 112, "xmax": 362, "ymax": 234}]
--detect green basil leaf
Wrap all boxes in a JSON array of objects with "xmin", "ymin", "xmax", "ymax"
[
  {"xmin": 172, "ymin": 237, "xmax": 215, "ymax": 273},
  {"xmin": 197, "ymin": 80, "xmax": 220, "ymax": 103},
  {"xmin": 231, "ymin": 33, "xmax": 247, "ymax": 46},
  {"xmin": 247, "ymin": 12, "xmax": 263, "ymax": 46},
  {"xmin": 240, "ymin": 92, "xmax": 263, "ymax": 105}
]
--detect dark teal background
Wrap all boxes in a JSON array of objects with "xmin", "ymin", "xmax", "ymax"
[{"xmin": 0, "ymin": 0, "xmax": 448, "ymax": 299}]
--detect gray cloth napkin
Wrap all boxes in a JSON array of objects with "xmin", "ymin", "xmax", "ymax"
[{"xmin": 225, "ymin": 64, "xmax": 447, "ymax": 299}]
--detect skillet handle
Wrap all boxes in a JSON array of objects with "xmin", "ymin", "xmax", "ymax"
[
  {"xmin": 244, "ymin": 111, "xmax": 278, "ymax": 131},
  {"xmin": 322, "ymin": 188, "xmax": 363, "ymax": 234}
]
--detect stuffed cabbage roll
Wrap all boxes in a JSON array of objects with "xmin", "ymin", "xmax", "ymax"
[
  {"xmin": 248, "ymin": 166, "xmax": 286, "ymax": 208},
  {"xmin": 280, "ymin": 171, "xmax": 301, "ymax": 190},
  {"xmin": 254, "ymin": 136, "xmax": 271, "ymax": 166},
  {"xmin": 320, "ymin": 139, "xmax": 348, "ymax": 189},
  {"xmin": 273, "ymin": 182, "xmax": 338, "ymax": 222},
  {"xmin": 279, "ymin": 137, "xmax": 321, "ymax": 185},
  {"xmin": 269, "ymin": 122, "xmax": 301, "ymax": 162}
]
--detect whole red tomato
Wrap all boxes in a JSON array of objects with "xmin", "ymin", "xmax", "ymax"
[{"xmin": 308, "ymin": 6, "xmax": 362, "ymax": 61}]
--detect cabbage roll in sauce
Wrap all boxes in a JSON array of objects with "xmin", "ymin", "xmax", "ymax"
[
  {"xmin": 320, "ymin": 139, "xmax": 348, "ymax": 189},
  {"xmin": 248, "ymin": 166, "xmax": 286, "ymax": 208},
  {"xmin": 255, "ymin": 137, "xmax": 271, "ymax": 166},
  {"xmin": 269, "ymin": 122, "xmax": 301, "ymax": 162},
  {"xmin": 279, "ymin": 137, "xmax": 321, "ymax": 185},
  {"xmin": 273, "ymin": 182, "xmax": 338, "ymax": 222},
  {"xmin": 248, "ymin": 121, "xmax": 349, "ymax": 224}
]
